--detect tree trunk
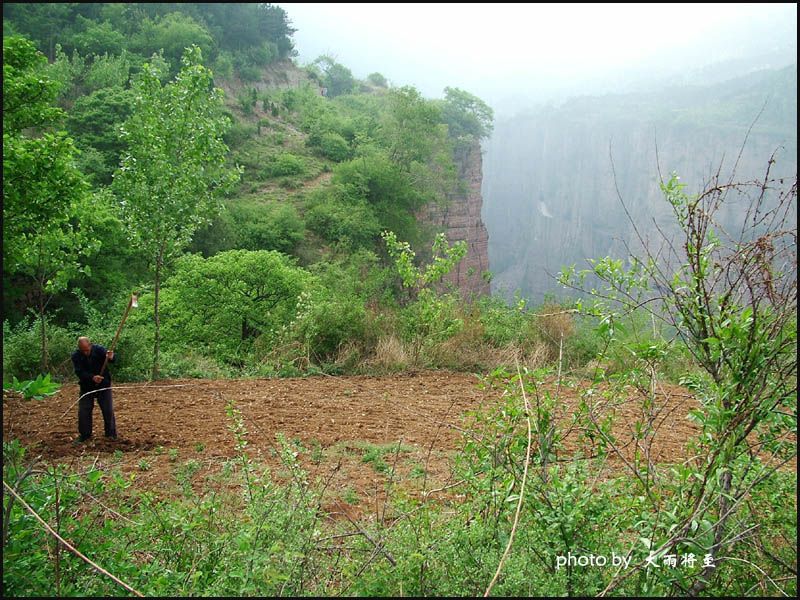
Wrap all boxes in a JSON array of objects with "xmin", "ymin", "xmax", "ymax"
[
  {"xmin": 152, "ymin": 251, "xmax": 162, "ymax": 380},
  {"xmin": 687, "ymin": 468, "xmax": 733, "ymax": 596},
  {"xmin": 39, "ymin": 291, "xmax": 49, "ymax": 374}
]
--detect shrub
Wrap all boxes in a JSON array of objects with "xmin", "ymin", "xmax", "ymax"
[
  {"xmin": 400, "ymin": 290, "xmax": 464, "ymax": 365},
  {"xmin": 316, "ymin": 131, "xmax": 350, "ymax": 161},
  {"xmin": 213, "ymin": 51, "xmax": 234, "ymax": 80},
  {"xmin": 284, "ymin": 289, "xmax": 368, "ymax": 364},
  {"xmin": 228, "ymin": 200, "xmax": 305, "ymax": 254},
  {"xmin": 223, "ymin": 121, "xmax": 257, "ymax": 146},
  {"xmin": 238, "ymin": 63, "xmax": 262, "ymax": 82},
  {"xmin": 563, "ymin": 315, "xmax": 602, "ymax": 369},
  {"xmin": 476, "ymin": 295, "xmax": 530, "ymax": 346},
  {"xmin": 3, "ymin": 318, "xmax": 76, "ymax": 383},
  {"xmin": 367, "ymin": 72, "xmax": 388, "ymax": 87},
  {"xmin": 265, "ymin": 153, "xmax": 305, "ymax": 177},
  {"xmin": 305, "ymin": 192, "xmax": 381, "ymax": 249}
]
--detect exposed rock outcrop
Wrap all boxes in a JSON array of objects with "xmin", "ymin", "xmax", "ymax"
[{"xmin": 421, "ymin": 139, "xmax": 491, "ymax": 299}]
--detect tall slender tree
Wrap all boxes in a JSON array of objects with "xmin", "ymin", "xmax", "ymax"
[
  {"xmin": 113, "ymin": 45, "xmax": 241, "ymax": 379},
  {"xmin": 3, "ymin": 35, "xmax": 95, "ymax": 371}
]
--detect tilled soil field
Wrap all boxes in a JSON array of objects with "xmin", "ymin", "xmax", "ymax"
[{"xmin": 3, "ymin": 371, "xmax": 703, "ymax": 515}]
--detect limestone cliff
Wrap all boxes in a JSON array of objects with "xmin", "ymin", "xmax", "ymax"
[
  {"xmin": 420, "ymin": 139, "xmax": 491, "ymax": 298},
  {"xmin": 482, "ymin": 65, "xmax": 798, "ymax": 303}
]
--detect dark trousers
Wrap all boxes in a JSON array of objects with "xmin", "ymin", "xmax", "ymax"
[{"xmin": 78, "ymin": 388, "xmax": 117, "ymax": 439}]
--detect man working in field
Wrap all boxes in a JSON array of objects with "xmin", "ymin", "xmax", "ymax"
[{"xmin": 71, "ymin": 336, "xmax": 117, "ymax": 443}]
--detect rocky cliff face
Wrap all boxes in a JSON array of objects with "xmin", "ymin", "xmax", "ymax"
[
  {"xmin": 482, "ymin": 66, "xmax": 797, "ymax": 303},
  {"xmin": 420, "ymin": 139, "xmax": 491, "ymax": 298}
]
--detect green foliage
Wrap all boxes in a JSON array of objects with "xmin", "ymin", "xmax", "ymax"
[
  {"xmin": 48, "ymin": 45, "xmax": 136, "ymax": 106},
  {"xmin": 367, "ymin": 72, "xmax": 388, "ymax": 87},
  {"xmin": 156, "ymin": 250, "xmax": 311, "ymax": 364},
  {"xmin": 441, "ymin": 86, "xmax": 494, "ymax": 140},
  {"xmin": 400, "ymin": 289, "xmax": 464, "ymax": 355},
  {"xmin": 191, "ymin": 199, "xmax": 305, "ymax": 257},
  {"xmin": 305, "ymin": 188, "xmax": 382, "ymax": 250},
  {"xmin": 333, "ymin": 149, "xmax": 430, "ymax": 244},
  {"xmin": 265, "ymin": 152, "xmax": 305, "ymax": 177},
  {"xmin": 316, "ymin": 131, "xmax": 351, "ymax": 161},
  {"xmin": 213, "ymin": 50, "xmax": 234, "ymax": 79},
  {"xmin": 3, "ymin": 35, "xmax": 64, "ymax": 132},
  {"xmin": 476, "ymin": 295, "xmax": 531, "ymax": 346},
  {"xmin": 310, "ymin": 249, "xmax": 395, "ymax": 307},
  {"xmin": 382, "ymin": 231, "xmax": 468, "ymax": 363},
  {"xmin": 64, "ymin": 190, "xmax": 148, "ymax": 313},
  {"xmin": 223, "ymin": 120, "xmax": 257, "ymax": 146},
  {"xmin": 179, "ymin": 3, "xmax": 296, "ymax": 60},
  {"xmin": 84, "ymin": 50, "xmax": 133, "ymax": 90},
  {"xmin": 2, "ymin": 4, "xmax": 76, "ymax": 61},
  {"xmin": 112, "ymin": 45, "xmax": 241, "ymax": 377},
  {"xmin": 3, "ymin": 374, "xmax": 61, "ymax": 400},
  {"xmin": 282, "ymin": 288, "xmax": 369, "ymax": 365},
  {"xmin": 382, "ymin": 230, "xmax": 467, "ymax": 290},
  {"xmin": 66, "ymin": 86, "xmax": 133, "ymax": 183},
  {"xmin": 71, "ymin": 16, "xmax": 126, "ymax": 56},
  {"xmin": 312, "ymin": 55, "xmax": 356, "ymax": 98},
  {"xmin": 2, "ymin": 318, "xmax": 74, "ymax": 382},
  {"xmin": 233, "ymin": 201, "xmax": 305, "ymax": 254},
  {"xmin": 381, "ymin": 86, "xmax": 448, "ymax": 170},
  {"xmin": 131, "ymin": 12, "xmax": 215, "ymax": 75},
  {"xmin": 3, "ymin": 130, "xmax": 95, "ymax": 273},
  {"xmin": 3, "ymin": 35, "xmax": 99, "ymax": 370},
  {"xmin": 114, "ymin": 45, "xmax": 240, "ymax": 260},
  {"xmin": 557, "ymin": 168, "xmax": 797, "ymax": 594}
]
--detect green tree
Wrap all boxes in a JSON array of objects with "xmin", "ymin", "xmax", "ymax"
[
  {"xmin": 367, "ymin": 72, "xmax": 388, "ymax": 88},
  {"xmin": 3, "ymin": 35, "xmax": 96, "ymax": 370},
  {"xmin": 132, "ymin": 12, "xmax": 215, "ymax": 75},
  {"xmin": 380, "ymin": 86, "xmax": 446, "ymax": 170},
  {"xmin": 558, "ymin": 166, "xmax": 797, "ymax": 595},
  {"xmin": 66, "ymin": 86, "xmax": 133, "ymax": 184},
  {"xmin": 158, "ymin": 250, "xmax": 311, "ymax": 362},
  {"xmin": 71, "ymin": 16, "xmax": 126, "ymax": 56},
  {"xmin": 440, "ymin": 86, "xmax": 494, "ymax": 140},
  {"xmin": 332, "ymin": 146, "xmax": 436, "ymax": 245},
  {"xmin": 189, "ymin": 200, "xmax": 305, "ymax": 257},
  {"xmin": 313, "ymin": 55, "xmax": 356, "ymax": 98},
  {"xmin": 2, "ymin": 3, "xmax": 76, "ymax": 60},
  {"xmin": 84, "ymin": 50, "xmax": 133, "ymax": 90},
  {"xmin": 112, "ymin": 45, "xmax": 241, "ymax": 379},
  {"xmin": 382, "ymin": 231, "xmax": 468, "ymax": 362},
  {"xmin": 69, "ymin": 189, "xmax": 149, "ymax": 311}
]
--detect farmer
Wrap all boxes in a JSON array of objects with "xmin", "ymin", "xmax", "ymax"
[{"xmin": 71, "ymin": 336, "xmax": 117, "ymax": 443}]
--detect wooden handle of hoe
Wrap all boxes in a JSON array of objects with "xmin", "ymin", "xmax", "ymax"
[{"xmin": 98, "ymin": 294, "xmax": 136, "ymax": 377}]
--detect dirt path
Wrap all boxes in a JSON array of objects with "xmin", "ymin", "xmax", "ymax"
[{"xmin": 3, "ymin": 371, "xmax": 703, "ymax": 513}]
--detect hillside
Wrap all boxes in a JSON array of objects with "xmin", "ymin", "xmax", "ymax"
[{"xmin": 3, "ymin": 3, "xmax": 507, "ymax": 385}]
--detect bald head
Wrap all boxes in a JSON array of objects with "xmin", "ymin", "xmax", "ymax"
[{"xmin": 78, "ymin": 337, "xmax": 91, "ymax": 356}]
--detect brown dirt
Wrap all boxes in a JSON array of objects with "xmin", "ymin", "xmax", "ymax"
[{"xmin": 3, "ymin": 371, "xmax": 704, "ymax": 515}]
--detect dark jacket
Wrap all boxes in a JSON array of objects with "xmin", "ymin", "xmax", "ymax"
[{"xmin": 72, "ymin": 344, "xmax": 116, "ymax": 393}]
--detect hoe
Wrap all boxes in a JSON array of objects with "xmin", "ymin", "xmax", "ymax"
[{"xmin": 98, "ymin": 293, "xmax": 138, "ymax": 379}]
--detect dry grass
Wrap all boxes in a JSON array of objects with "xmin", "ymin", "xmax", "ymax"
[
  {"xmin": 424, "ymin": 319, "xmax": 551, "ymax": 373},
  {"xmin": 533, "ymin": 303, "xmax": 576, "ymax": 361},
  {"xmin": 368, "ymin": 335, "xmax": 411, "ymax": 371}
]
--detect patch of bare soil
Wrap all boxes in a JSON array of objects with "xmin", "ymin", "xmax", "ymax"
[{"xmin": 3, "ymin": 371, "xmax": 704, "ymax": 516}]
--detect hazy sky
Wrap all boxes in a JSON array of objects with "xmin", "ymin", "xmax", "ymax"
[{"xmin": 277, "ymin": 3, "xmax": 797, "ymax": 114}]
